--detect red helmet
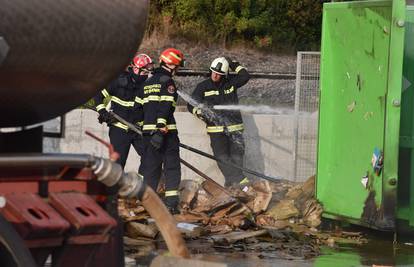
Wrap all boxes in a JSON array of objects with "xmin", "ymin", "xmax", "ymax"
[
  {"xmin": 132, "ymin": 54, "xmax": 153, "ymax": 70},
  {"xmin": 160, "ymin": 48, "xmax": 185, "ymax": 67}
]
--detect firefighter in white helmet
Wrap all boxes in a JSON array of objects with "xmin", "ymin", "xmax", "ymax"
[{"xmin": 187, "ymin": 56, "xmax": 250, "ymax": 186}]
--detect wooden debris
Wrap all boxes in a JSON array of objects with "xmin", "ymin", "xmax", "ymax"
[
  {"xmin": 247, "ymin": 180, "xmax": 272, "ymax": 213},
  {"xmin": 268, "ymin": 179, "xmax": 296, "ymax": 193},
  {"xmin": 175, "ymin": 211, "xmax": 210, "ymax": 224},
  {"xmin": 201, "ymin": 181, "xmax": 237, "ymax": 213},
  {"xmin": 214, "ymin": 214, "xmax": 250, "ymax": 229},
  {"xmin": 211, "ymin": 229, "xmax": 268, "ymax": 244},
  {"xmin": 330, "ymin": 236, "xmax": 365, "ymax": 245},
  {"xmin": 126, "ymin": 222, "xmax": 159, "ymax": 239},
  {"xmin": 341, "ymin": 231, "xmax": 363, "ymax": 237},
  {"xmin": 266, "ymin": 199, "xmax": 299, "ymax": 220},
  {"xmin": 123, "ymin": 236, "xmax": 155, "ymax": 246},
  {"xmin": 120, "ymin": 173, "xmax": 377, "ymax": 263},
  {"xmin": 228, "ymin": 214, "xmax": 250, "ymax": 228},
  {"xmin": 230, "ymin": 180, "xmax": 273, "ymax": 214},
  {"xmin": 210, "ymin": 203, "xmax": 240, "ymax": 223},
  {"xmin": 286, "ymin": 175, "xmax": 316, "ymax": 214},
  {"xmin": 286, "ymin": 176, "xmax": 315, "ymax": 200},
  {"xmin": 124, "ymin": 236, "xmax": 156, "ymax": 259},
  {"xmin": 192, "ymin": 188, "xmax": 213, "ymax": 213},
  {"xmin": 176, "ymin": 222, "xmax": 203, "ymax": 238},
  {"xmin": 285, "ymin": 185, "xmax": 302, "ymax": 199},
  {"xmin": 302, "ymin": 199, "xmax": 323, "ymax": 227},
  {"xmin": 227, "ymin": 205, "xmax": 249, "ymax": 217},
  {"xmin": 123, "ymin": 213, "xmax": 149, "ymax": 222},
  {"xmin": 257, "ymin": 217, "xmax": 290, "ymax": 229},
  {"xmin": 118, "ymin": 198, "xmax": 147, "ymax": 221},
  {"xmin": 205, "ymin": 224, "xmax": 233, "ymax": 235},
  {"xmin": 288, "ymin": 223, "xmax": 313, "ymax": 234},
  {"xmin": 179, "ymin": 180, "xmax": 199, "ymax": 210},
  {"xmin": 202, "ymin": 180, "xmax": 230, "ymax": 200}
]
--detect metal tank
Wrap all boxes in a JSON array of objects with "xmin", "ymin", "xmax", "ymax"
[{"xmin": 0, "ymin": 0, "xmax": 149, "ymax": 127}]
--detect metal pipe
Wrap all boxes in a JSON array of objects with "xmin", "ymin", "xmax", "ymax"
[
  {"xmin": 174, "ymin": 69, "xmax": 320, "ymax": 80},
  {"xmin": 0, "ymin": 154, "xmax": 96, "ymax": 168},
  {"xmin": 177, "ymin": 69, "xmax": 296, "ymax": 79}
]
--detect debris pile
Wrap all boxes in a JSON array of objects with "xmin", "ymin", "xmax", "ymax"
[
  {"xmin": 120, "ymin": 176, "xmax": 366, "ymax": 260},
  {"xmin": 172, "ymin": 176, "xmax": 322, "ymax": 232}
]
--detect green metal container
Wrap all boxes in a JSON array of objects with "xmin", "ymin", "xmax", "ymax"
[{"xmin": 317, "ymin": 0, "xmax": 407, "ymax": 230}]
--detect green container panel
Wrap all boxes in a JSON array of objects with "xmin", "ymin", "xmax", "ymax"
[
  {"xmin": 317, "ymin": 0, "xmax": 405, "ymax": 230},
  {"xmin": 397, "ymin": 6, "xmax": 414, "ymax": 227}
]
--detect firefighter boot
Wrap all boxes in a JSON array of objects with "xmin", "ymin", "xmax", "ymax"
[{"xmin": 164, "ymin": 195, "xmax": 179, "ymax": 215}]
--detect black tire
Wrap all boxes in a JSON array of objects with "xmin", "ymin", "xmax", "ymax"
[{"xmin": 0, "ymin": 214, "xmax": 36, "ymax": 267}]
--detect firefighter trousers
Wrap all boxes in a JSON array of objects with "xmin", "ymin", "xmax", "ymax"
[
  {"xmin": 142, "ymin": 132, "xmax": 181, "ymax": 198},
  {"xmin": 209, "ymin": 131, "xmax": 246, "ymax": 186},
  {"xmin": 109, "ymin": 126, "xmax": 144, "ymax": 173}
]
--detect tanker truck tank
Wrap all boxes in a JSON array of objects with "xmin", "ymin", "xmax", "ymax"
[{"xmin": 0, "ymin": 0, "xmax": 149, "ymax": 127}]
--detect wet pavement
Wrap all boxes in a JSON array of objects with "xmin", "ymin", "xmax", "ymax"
[
  {"xmin": 131, "ymin": 233, "xmax": 414, "ymax": 267},
  {"xmin": 314, "ymin": 240, "xmax": 414, "ymax": 267}
]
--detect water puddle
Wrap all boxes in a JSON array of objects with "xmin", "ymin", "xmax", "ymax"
[{"xmin": 131, "ymin": 234, "xmax": 414, "ymax": 267}]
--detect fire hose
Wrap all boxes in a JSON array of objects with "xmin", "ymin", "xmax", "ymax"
[{"xmin": 108, "ymin": 111, "xmax": 283, "ymax": 183}]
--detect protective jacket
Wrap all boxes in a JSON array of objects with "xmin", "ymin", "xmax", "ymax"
[
  {"xmin": 138, "ymin": 67, "xmax": 178, "ymax": 134},
  {"xmin": 188, "ymin": 62, "xmax": 250, "ymax": 133},
  {"xmin": 94, "ymin": 69, "xmax": 146, "ymax": 130}
]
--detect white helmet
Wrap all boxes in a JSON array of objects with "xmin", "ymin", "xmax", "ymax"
[{"xmin": 210, "ymin": 57, "xmax": 229, "ymax": 75}]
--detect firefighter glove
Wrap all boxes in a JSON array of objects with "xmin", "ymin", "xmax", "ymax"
[
  {"xmin": 225, "ymin": 56, "xmax": 239, "ymax": 70},
  {"xmin": 98, "ymin": 110, "xmax": 117, "ymax": 125},
  {"xmin": 196, "ymin": 104, "xmax": 213, "ymax": 122},
  {"xmin": 150, "ymin": 130, "xmax": 164, "ymax": 150},
  {"xmin": 195, "ymin": 108, "xmax": 207, "ymax": 122},
  {"xmin": 224, "ymin": 56, "xmax": 233, "ymax": 65}
]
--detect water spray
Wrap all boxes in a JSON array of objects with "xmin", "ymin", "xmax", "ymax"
[
  {"xmin": 176, "ymin": 90, "xmax": 244, "ymax": 145},
  {"xmin": 213, "ymin": 104, "xmax": 292, "ymax": 115}
]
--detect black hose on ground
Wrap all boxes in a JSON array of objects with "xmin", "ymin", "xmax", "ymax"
[{"xmin": 109, "ymin": 111, "xmax": 283, "ymax": 183}]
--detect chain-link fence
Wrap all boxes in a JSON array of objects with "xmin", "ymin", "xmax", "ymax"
[{"xmin": 292, "ymin": 52, "xmax": 320, "ymax": 182}]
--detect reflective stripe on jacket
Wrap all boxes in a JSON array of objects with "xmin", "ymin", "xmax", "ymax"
[
  {"xmin": 187, "ymin": 62, "xmax": 250, "ymax": 133},
  {"xmin": 93, "ymin": 69, "xmax": 147, "ymax": 131},
  {"xmin": 138, "ymin": 67, "xmax": 178, "ymax": 134}
]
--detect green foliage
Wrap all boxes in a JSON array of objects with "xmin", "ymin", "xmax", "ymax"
[{"xmin": 148, "ymin": 0, "xmax": 327, "ymax": 50}]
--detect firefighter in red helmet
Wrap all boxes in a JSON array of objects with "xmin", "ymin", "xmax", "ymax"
[
  {"xmin": 131, "ymin": 53, "xmax": 154, "ymax": 76},
  {"xmin": 93, "ymin": 53, "xmax": 153, "ymax": 173},
  {"xmin": 137, "ymin": 48, "xmax": 184, "ymax": 213}
]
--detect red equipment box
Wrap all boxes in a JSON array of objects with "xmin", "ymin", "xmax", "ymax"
[
  {"xmin": 49, "ymin": 192, "xmax": 117, "ymax": 236},
  {"xmin": 1, "ymin": 193, "xmax": 70, "ymax": 241}
]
